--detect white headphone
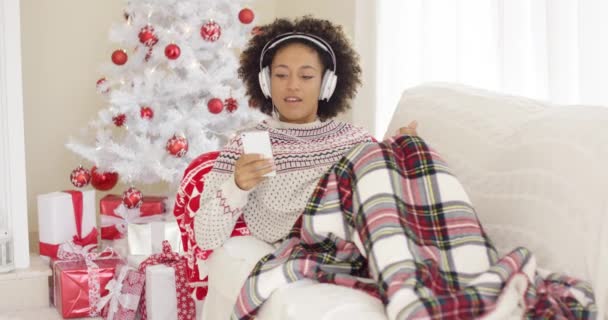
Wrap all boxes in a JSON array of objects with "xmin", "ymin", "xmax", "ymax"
[{"xmin": 258, "ymin": 32, "xmax": 338, "ymax": 102}]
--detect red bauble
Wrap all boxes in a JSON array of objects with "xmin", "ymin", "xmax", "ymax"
[
  {"xmin": 90, "ymin": 166, "xmax": 119, "ymax": 191},
  {"xmin": 113, "ymin": 114, "xmax": 126, "ymax": 127},
  {"xmin": 111, "ymin": 49, "xmax": 128, "ymax": 65},
  {"xmin": 207, "ymin": 98, "xmax": 224, "ymax": 114},
  {"xmin": 138, "ymin": 25, "xmax": 158, "ymax": 47},
  {"xmin": 140, "ymin": 106, "xmax": 154, "ymax": 119},
  {"xmin": 200, "ymin": 21, "xmax": 221, "ymax": 42},
  {"xmin": 122, "ymin": 187, "xmax": 143, "ymax": 209},
  {"xmin": 238, "ymin": 8, "xmax": 255, "ymax": 24},
  {"xmin": 70, "ymin": 165, "xmax": 91, "ymax": 188},
  {"xmin": 164, "ymin": 43, "xmax": 181, "ymax": 60},
  {"xmin": 166, "ymin": 134, "xmax": 189, "ymax": 157},
  {"xmin": 225, "ymin": 98, "xmax": 238, "ymax": 113},
  {"xmin": 96, "ymin": 77, "xmax": 110, "ymax": 94},
  {"xmin": 251, "ymin": 26, "xmax": 264, "ymax": 36}
]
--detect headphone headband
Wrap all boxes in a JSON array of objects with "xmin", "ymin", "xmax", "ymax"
[{"xmin": 258, "ymin": 32, "xmax": 337, "ymax": 73}]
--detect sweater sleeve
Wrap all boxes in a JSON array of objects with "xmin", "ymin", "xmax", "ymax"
[{"xmin": 194, "ymin": 135, "xmax": 251, "ymax": 250}]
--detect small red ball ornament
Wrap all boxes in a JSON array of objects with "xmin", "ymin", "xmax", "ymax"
[
  {"xmin": 70, "ymin": 165, "xmax": 91, "ymax": 188},
  {"xmin": 138, "ymin": 25, "xmax": 158, "ymax": 47},
  {"xmin": 207, "ymin": 98, "xmax": 224, "ymax": 114},
  {"xmin": 238, "ymin": 8, "xmax": 255, "ymax": 24},
  {"xmin": 113, "ymin": 114, "xmax": 126, "ymax": 127},
  {"xmin": 122, "ymin": 187, "xmax": 143, "ymax": 209},
  {"xmin": 140, "ymin": 106, "xmax": 154, "ymax": 119},
  {"xmin": 96, "ymin": 77, "xmax": 110, "ymax": 94},
  {"xmin": 200, "ymin": 21, "xmax": 221, "ymax": 42},
  {"xmin": 90, "ymin": 166, "xmax": 119, "ymax": 191},
  {"xmin": 111, "ymin": 49, "xmax": 128, "ymax": 65},
  {"xmin": 164, "ymin": 43, "xmax": 181, "ymax": 60},
  {"xmin": 251, "ymin": 26, "xmax": 264, "ymax": 36},
  {"xmin": 225, "ymin": 98, "xmax": 238, "ymax": 113},
  {"xmin": 166, "ymin": 134, "xmax": 189, "ymax": 157}
]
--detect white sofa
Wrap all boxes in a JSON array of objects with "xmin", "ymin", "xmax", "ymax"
[{"xmin": 201, "ymin": 83, "xmax": 608, "ymax": 320}]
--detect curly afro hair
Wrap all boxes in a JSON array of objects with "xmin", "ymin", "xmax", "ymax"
[{"xmin": 238, "ymin": 16, "xmax": 362, "ymax": 121}]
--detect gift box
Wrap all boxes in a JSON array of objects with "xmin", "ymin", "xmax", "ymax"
[
  {"xmin": 145, "ymin": 265, "xmax": 179, "ymax": 320},
  {"xmin": 127, "ymin": 220, "xmax": 182, "ymax": 255},
  {"xmin": 98, "ymin": 265, "xmax": 145, "ymax": 320},
  {"xmin": 137, "ymin": 241, "xmax": 195, "ymax": 320},
  {"xmin": 53, "ymin": 254, "xmax": 122, "ymax": 318},
  {"xmin": 38, "ymin": 190, "xmax": 97, "ymax": 260},
  {"xmin": 100, "ymin": 195, "xmax": 166, "ymax": 240}
]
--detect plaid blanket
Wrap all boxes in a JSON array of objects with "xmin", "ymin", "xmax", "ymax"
[{"xmin": 232, "ymin": 135, "xmax": 597, "ymax": 319}]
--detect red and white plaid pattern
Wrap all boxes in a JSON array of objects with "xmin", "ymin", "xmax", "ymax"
[{"xmin": 232, "ymin": 135, "xmax": 597, "ymax": 319}]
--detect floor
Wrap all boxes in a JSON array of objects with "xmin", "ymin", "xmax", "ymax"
[{"xmin": 0, "ymin": 307, "xmax": 101, "ymax": 320}]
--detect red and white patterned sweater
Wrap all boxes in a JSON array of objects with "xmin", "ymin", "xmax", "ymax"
[{"xmin": 194, "ymin": 119, "xmax": 375, "ymax": 250}]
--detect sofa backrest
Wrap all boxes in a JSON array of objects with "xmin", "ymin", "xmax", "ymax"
[{"xmin": 385, "ymin": 83, "xmax": 608, "ymax": 318}]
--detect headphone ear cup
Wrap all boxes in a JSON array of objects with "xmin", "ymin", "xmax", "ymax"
[
  {"xmin": 319, "ymin": 70, "xmax": 337, "ymax": 101},
  {"xmin": 258, "ymin": 67, "xmax": 272, "ymax": 98}
]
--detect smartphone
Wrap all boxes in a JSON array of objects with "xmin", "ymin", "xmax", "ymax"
[{"xmin": 240, "ymin": 130, "xmax": 276, "ymax": 177}]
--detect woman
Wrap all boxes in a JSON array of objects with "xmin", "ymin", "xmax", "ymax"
[
  {"xmin": 195, "ymin": 16, "xmax": 595, "ymax": 320},
  {"xmin": 194, "ymin": 16, "xmax": 417, "ymax": 251}
]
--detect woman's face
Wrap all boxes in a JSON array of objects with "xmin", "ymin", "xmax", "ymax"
[{"xmin": 270, "ymin": 43, "xmax": 324, "ymax": 124}]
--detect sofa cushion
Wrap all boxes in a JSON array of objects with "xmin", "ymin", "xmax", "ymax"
[{"xmin": 385, "ymin": 82, "xmax": 608, "ymax": 318}]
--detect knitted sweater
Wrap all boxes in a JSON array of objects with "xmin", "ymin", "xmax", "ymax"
[{"xmin": 194, "ymin": 118, "xmax": 375, "ymax": 250}]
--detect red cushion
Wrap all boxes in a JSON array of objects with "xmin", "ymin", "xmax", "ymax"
[{"xmin": 173, "ymin": 151, "xmax": 251, "ymax": 300}]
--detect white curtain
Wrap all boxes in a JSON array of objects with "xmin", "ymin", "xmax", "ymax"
[{"xmin": 376, "ymin": 0, "xmax": 608, "ymax": 137}]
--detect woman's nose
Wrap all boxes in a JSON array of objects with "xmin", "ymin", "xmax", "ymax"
[{"xmin": 286, "ymin": 76, "xmax": 299, "ymax": 90}]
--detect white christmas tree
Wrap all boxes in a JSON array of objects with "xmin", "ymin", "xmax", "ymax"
[{"xmin": 67, "ymin": 0, "xmax": 264, "ymax": 202}]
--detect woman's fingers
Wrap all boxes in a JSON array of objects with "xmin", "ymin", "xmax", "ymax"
[{"xmin": 397, "ymin": 120, "xmax": 419, "ymax": 136}]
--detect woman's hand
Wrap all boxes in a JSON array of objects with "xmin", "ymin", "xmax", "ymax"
[
  {"xmin": 396, "ymin": 120, "xmax": 419, "ymax": 136},
  {"xmin": 234, "ymin": 154, "xmax": 275, "ymax": 191}
]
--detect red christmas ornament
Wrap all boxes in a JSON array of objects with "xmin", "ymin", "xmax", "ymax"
[
  {"xmin": 70, "ymin": 165, "xmax": 91, "ymax": 188},
  {"xmin": 144, "ymin": 47, "xmax": 153, "ymax": 62},
  {"xmin": 207, "ymin": 98, "xmax": 224, "ymax": 114},
  {"xmin": 200, "ymin": 21, "xmax": 221, "ymax": 42},
  {"xmin": 164, "ymin": 43, "xmax": 181, "ymax": 60},
  {"xmin": 111, "ymin": 49, "xmax": 128, "ymax": 65},
  {"xmin": 90, "ymin": 166, "xmax": 119, "ymax": 191},
  {"xmin": 122, "ymin": 187, "xmax": 143, "ymax": 209},
  {"xmin": 96, "ymin": 77, "xmax": 110, "ymax": 94},
  {"xmin": 166, "ymin": 134, "xmax": 189, "ymax": 157},
  {"xmin": 138, "ymin": 25, "xmax": 158, "ymax": 47},
  {"xmin": 238, "ymin": 8, "xmax": 255, "ymax": 24},
  {"xmin": 251, "ymin": 26, "xmax": 264, "ymax": 36},
  {"xmin": 225, "ymin": 98, "xmax": 238, "ymax": 113},
  {"xmin": 113, "ymin": 114, "xmax": 126, "ymax": 127},
  {"xmin": 140, "ymin": 106, "xmax": 154, "ymax": 119}
]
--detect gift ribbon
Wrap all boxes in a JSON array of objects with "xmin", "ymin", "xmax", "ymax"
[
  {"xmin": 52, "ymin": 247, "xmax": 116, "ymax": 317},
  {"xmin": 39, "ymin": 191, "xmax": 98, "ymax": 259},
  {"xmin": 136, "ymin": 240, "xmax": 195, "ymax": 320},
  {"xmin": 96, "ymin": 267, "xmax": 141, "ymax": 320},
  {"xmin": 101, "ymin": 203, "xmax": 165, "ymax": 239}
]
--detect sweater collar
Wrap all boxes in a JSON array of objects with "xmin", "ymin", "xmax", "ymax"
[{"xmin": 265, "ymin": 118, "xmax": 323, "ymax": 129}]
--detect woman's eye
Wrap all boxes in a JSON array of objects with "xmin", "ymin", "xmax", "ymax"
[
  {"xmin": 301, "ymin": 75, "xmax": 314, "ymax": 80},
  {"xmin": 274, "ymin": 74, "xmax": 287, "ymax": 78}
]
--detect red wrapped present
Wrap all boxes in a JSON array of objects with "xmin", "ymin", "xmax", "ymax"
[
  {"xmin": 100, "ymin": 195, "xmax": 166, "ymax": 240},
  {"xmin": 53, "ymin": 250, "xmax": 121, "ymax": 318},
  {"xmin": 137, "ymin": 241, "xmax": 195, "ymax": 320},
  {"xmin": 38, "ymin": 190, "xmax": 98, "ymax": 259},
  {"xmin": 98, "ymin": 265, "xmax": 145, "ymax": 320}
]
